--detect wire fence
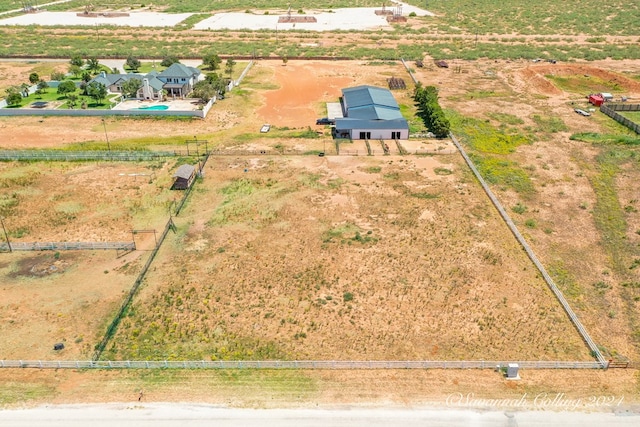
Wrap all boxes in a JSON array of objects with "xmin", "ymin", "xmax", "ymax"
[
  {"xmin": 0, "ymin": 150, "xmax": 188, "ymax": 162},
  {"xmin": 0, "ymin": 241, "xmax": 134, "ymax": 252},
  {"xmin": 0, "ymin": 359, "xmax": 608, "ymax": 370},
  {"xmin": 449, "ymin": 132, "xmax": 607, "ymax": 367}
]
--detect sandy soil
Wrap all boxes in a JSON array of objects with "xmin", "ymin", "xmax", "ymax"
[{"xmin": 0, "ymin": 58, "xmax": 640, "ymax": 408}]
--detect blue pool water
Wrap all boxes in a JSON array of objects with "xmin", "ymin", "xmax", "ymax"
[{"xmin": 136, "ymin": 105, "xmax": 169, "ymax": 110}]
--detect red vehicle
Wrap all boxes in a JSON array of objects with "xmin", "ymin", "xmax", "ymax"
[{"xmin": 588, "ymin": 94, "xmax": 604, "ymax": 107}]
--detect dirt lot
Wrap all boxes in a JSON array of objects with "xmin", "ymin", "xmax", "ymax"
[
  {"xmin": 0, "ymin": 58, "xmax": 640, "ymax": 406},
  {"xmin": 0, "ymin": 160, "xmax": 180, "ymax": 359}
]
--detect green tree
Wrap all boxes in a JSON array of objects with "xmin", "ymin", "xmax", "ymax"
[
  {"xmin": 282, "ymin": 56, "xmax": 289, "ymax": 66},
  {"xmin": 202, "ymin": 53, "xmax": 221, "ymax": 70},
  {"xmin": 29, "ymin": 72, "xmax": 40, "ymax": 84},
  {"xmin": 125, "ymin": 55, "xmax": 141, "ymax": 72},
  {"xmin": 160, "ymin": 55, "xmax": 180, "ymax": 67},
  {"xmin": 50, "ymin": 71, "xmax": 65, "ymax": 81},
  {"xmin": 6, "ymin": 92, "xmax": 22, "ymax": 106},
  {"xmin": 69, "ymin": 64, "xmax": 82, "ymax": 78},
  {"xmin": 86, "ymin": 57, "xmax": 101, "ymax": 74},
  {"xmin": 69, "ymin": 54, "xmax": 84, "ymax": 68},
  {"xmin": 86, "ymin": 81, "xmax": 107, "ymax": 105},
  {"xmin": 5, "ymin": 87, "xmax": 22, "ymax": 106},
  {"xmin": 192, "ymin": 80, "xmax": 217, "ymax": 103},
  {"xmin": 66, "ymin": 93, "xmax": 78, "ymax": 108},
  {"xmin": 57, "ymin": 80, "xmax": 77, "ymax": 97},
  {"xmin": 81, "ymin": 71, "xmax": 92, "ymax": 83},
  {"xmin": 121, "ymin": 78, "xmax": 143, "ymax": 98},
  {"xmin": 35, "ymin": 80, "xmax": 49, "ymax": 95},
  {"xmin": 225, "ymin": 58, "xmax": 236, "ymax": 78}
]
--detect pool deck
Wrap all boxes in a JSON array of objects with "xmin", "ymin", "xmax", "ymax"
[{"xmin": 111, "ymin": 99, "xmax": 202, "ymax": 111}]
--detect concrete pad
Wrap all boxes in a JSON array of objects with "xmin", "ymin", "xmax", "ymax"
[{"xmin": 0, "ymin": 11, "xmax": 192, "ymax": 27}]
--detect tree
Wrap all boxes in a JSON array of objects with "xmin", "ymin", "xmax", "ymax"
[
  {"xmin": 69, "ymin": 54, "xmax": 84, "ymax": 68},
  {"xmin": 121, "ymin": 78, "xmax": 143, "ymax": 98},
  {"xmin": 69, "ymin": 64, "xmax": 82, "ymax": 78},
  {"xmin": 35, "ymin": 80, "xmax": 49, "ymax": 95},
  {"xmin": 86, "ymin": 81, "xmax": 107, "ymax": 105},
  {"xmin": 86, "ymin": 57, "xmax": 101, "ymax": 74},
  {"xmin": 81, "ymin": 71, "xmax": 92, "ymax": 83},
  {"xmin": 282, "ymin": 56, "xmax": 289, "ymax": 66},
  {"xmin": 125, "ymin": 55, "xmax": 141, "ymax": 72},
  {"xmin": 29, "ymin": 72, "xmax": 40, "ymax": 84},
  {"xmin": 57, "ymin": 80, "xmax": 77, "ymax": 97},
  {"xmin": 160, "ymin": 55, "xmax": 180, "ymax": 67},
  {"xmin": 6, "ymin": 92, "xmax": 22, "ymax": 106},
  {"xmin": 5, "ymin": 87, "xmax": 22, "ymax": 106},
  {"xmin": 202, "ymin": 53, "xmax": 221, "ymax": 70},
  {"xmin": 225, "ymin": 58, "xmax": 236, "ymax": 78},
  {"xmin": 67, "ymin": 93, "xmax": 78, "ymax": 109},
  {"xmin": 192, "ymin": 80, "xmax": 217, "ymax": 103},
  {"xmin": 50, "ymin": 71, "xmax": 65, "ymax": 81}
]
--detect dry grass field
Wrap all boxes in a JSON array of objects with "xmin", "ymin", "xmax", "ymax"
[
  {"xmin": 106, "ymin": 153, "xmax": 588, "ymax": 361},
  {"xmin": 1, "ymin": 58, "xmax": 640, "ymax": 407},
  {"xmin": 0, "ymin": 160, "xmax": 182, "ymax": 359}
]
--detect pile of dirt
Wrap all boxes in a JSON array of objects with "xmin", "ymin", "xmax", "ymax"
[{"xmin": 517, "ymin": 63, "xmax": 640, "ymax": 96}]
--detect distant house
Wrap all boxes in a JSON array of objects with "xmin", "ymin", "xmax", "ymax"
[
  {"xmin": 156, "ymin": 63, "xmax": 201, "ymax": 98},
  {"xmin": 87, "ymin": 63, "xmax": 201, "ymax": 100},
  {"xmin": 333, "ymin": 85, "xmax": 409, "ymax": 140},
  {"xmin": 171, "ymin": 164, "xmax": 197, "ymax": 190},
  {"xmin": 90, "ymin": 71, "xmax": 165, "ymax": 100}
]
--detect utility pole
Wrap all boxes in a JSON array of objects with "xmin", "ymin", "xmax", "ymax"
[{"xmin": 102, "ymin": 118, "xmax": 111, "ymax": 154}]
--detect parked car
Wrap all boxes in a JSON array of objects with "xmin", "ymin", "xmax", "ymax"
[
  {"xmin": 260, "ymin": 124, "xmax": 271, "ymax": 133},
  {"xmin": 316, "ymin": 118, "xmax": 334, "ymax": 125},
  {"xmin": 574, "ymin": 109, "xmax": 591, "ymax": 117}
]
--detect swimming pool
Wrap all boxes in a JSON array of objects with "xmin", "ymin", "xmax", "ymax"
[{"xmin": 136, "ymin": 105, "xmax": 169, "ymax": 110}]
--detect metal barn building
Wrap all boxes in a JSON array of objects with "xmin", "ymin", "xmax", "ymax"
[{"xmin": 334, "ymin": 85, "xmax": 409, "ymax": 140}]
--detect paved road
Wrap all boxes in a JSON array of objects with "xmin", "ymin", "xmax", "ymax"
[{"xmin": 0, "ymin": 404, "xmax": 638, "ymax": 427}]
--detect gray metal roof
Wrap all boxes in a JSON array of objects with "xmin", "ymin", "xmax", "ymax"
[
  {"xmin": 342, "ymin": 85, "xmax": 403, "ymax": 120},
  {"xmin": 347, "ymin": 105, "xmax": 403, "ymax": 120},
  {"xmin": 173, "ymin": 164, "xmax": 196, "ymax": 179},
  {"xmin": 158, "ymin": 63, "xmax": 200, "ymax": 79},
  {"xmin": 343, "ymin": 85, "xmax": 399, "ymax": 109}
]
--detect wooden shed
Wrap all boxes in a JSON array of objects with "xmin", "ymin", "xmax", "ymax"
[{"xmin": 171, "ymin": 164, "xmax": 196, "ymax": 190}]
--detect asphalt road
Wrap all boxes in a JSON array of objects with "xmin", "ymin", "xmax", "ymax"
[{"xmin": 0, "ymin": 404, "xmax": 638, "ymax": 427}]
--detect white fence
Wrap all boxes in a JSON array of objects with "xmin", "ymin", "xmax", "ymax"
[{"xmin": 0, "ymin": 359, "xmax": 605, "ymax": 370}]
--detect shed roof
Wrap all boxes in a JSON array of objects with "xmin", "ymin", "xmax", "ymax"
[
  {"xmin": 343, "ymin": 85, "xmax": 399, "ymax": 110},
  {"xmin": 342, "ymin": 85, "xmax": 403, "ymax": 120},
  {"xmin": 173, "ymin": 164, "xmax": 196, "ymax": 179}
]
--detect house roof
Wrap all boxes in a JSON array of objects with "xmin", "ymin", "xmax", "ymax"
[
  {"xmin": 342, "ymin": 85, "xmax": 403, "ymax": 120},
  {"xmin": 88, "ymin": 71, "xmax": 167, "ymax": 93},
  {"xmin": 143, "ymin": 76, "xmax": 165, "ymax": 91},
  {"xmin": 158, "ymin": 63, "xmax": 200, "ymax": 79},
  {"xmin": 334, "ymin": 118, "xmax": 409, "ymax": 130},
  {"xmin": 173, "ymin": 164, "xmax": 196, "ymax": 179}
]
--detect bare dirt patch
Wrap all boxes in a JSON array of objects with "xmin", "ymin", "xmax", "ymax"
[{"xmin": 0, "ymin": 250, "xmax": 148, "ymax": 360}]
